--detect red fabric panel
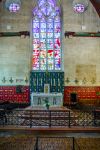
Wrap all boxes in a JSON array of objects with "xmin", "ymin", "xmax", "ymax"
[
  {"xmin": 64, "ymin": 86, "xmax": 100, "ymax": 104},
  {"xmin": 0, "ymin": 86, "xmax": 30, "ymax": 103}
]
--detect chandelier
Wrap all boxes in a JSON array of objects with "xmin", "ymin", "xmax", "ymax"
[
  {"xmin": 73, "ymin": 0, "xmax": 89, "ymax": 13},
  {"xmin": 5, "ymin": 0, "xmax": 21, "ymax": 12}
]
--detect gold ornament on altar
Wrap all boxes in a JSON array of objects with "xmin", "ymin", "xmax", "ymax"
[{"xmin": 44, "ymin": 84, "xmax": 50, "ymax": 93}]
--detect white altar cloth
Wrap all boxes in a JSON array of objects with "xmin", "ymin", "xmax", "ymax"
[{"xmin": 31, "ymin": 93, "xmax": 63, "ymax": 106}]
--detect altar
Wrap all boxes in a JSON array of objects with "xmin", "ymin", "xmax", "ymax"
[{"xmin": 31, "ymin": 93, "xmax": 63, "ymax": 106}]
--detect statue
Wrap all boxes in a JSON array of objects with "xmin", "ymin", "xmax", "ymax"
[{"xmin": 44, "ymin": 98, "xmax": 50, "ymax": 110}]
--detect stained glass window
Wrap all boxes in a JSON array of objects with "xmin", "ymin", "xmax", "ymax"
[
  {"xmin": 32, "ymin": 0, "xmax": 62, "ymax": 71},
  {"xmin": 73, "ymin": 4, "xmax": 85, "ymax": 13}
]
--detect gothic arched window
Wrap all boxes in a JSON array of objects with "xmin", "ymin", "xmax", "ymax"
[{"xmin": 32, "ymin": 0, "xmax": 62, "ymax": 71}]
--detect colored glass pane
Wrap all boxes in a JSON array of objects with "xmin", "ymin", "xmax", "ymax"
[
  {"xmin": 40, "ymin": 50, "xmax": 46, "ymax": 58},
  {"xmin": 55, "ymin": 58, "xmax": 60, "ymax": 65},
  {"xmin": 33, "ymin": 58, "xmax": 39, "ymax": 64},
  {"xmin": 37, "ymin": 11, "xmax": 43, "ymax": 18},
  {"xmin": 32, "ymin": 57, "xmax": 39, "ymax": 70},
  {"xmin": 54, "ymin": 38, "xmax": 60, "ymax": 49},
  {"xmin": 47, "ymin": 43, "xmax": 53, "ymax": 49},
  {"xmin": 33, "ymin": 50, "xmax": 39, "ymax": 58},
  {"xmin": 40, "ymin": 66, "xmax": 46, "ymax": 70},
  {"xmin": 41, "ymin": 6, "xmax": 53, "ymax": 16},
  {"xmin": 40, "ymin": 59, "xmax": 46, "ymax": 64},
  {"xmin": 33, "ymin": 44, "xmax": 40, "ymax": 49},
  {"xmin": 54, "ymin": 22, "xmax": 60, "ymax": 29},
  {"xmin": 55, "ymin": 7, "xmax": 61, "ymax": 15},
  {"xmin": 55, "ymin": 16, "xmax": 60, "ymax": 22},
  {"xmin": 33, "ymin": 39, "xmax": 39, "ymax": 44},
  {"xmin": 47, "ymin": 23, "xmax": 53, "ymax": 29},
  {"xmin": 55, "ymin": 50, "xmax": 60, "ymax": 58},
  {"xmin": 47, "ymin": 39, "xmax": 53, "ymax": 43},
  {"xmin": 40, "ymin": 59, "xmax": 46, "ymax": 70},
  {"xmin": 54, "ymin": 33, "xmax": 60, "ymax": 38},
  {"xmin": 33, "ymin": 66, "xmax": 39, "ymax": 70},
  {"xmin": 40, "ymin": 18, "xmax": 46, "ymax": 22},
  {"xmin": 40, "ymin": 39, "xmax": 46, "ymax": 43},
  {"xmin": 55, "ymin": 59, "xmax": 61, "ymax": 70},
  {"xmin": 33, "ymin": 22, "xmax": 39, "ymax": 28},
  {"xmin": 33, "ymin": 28, "xmax": 40, "ymax": 33},
  {"xmin": 38, "ymin": 0, "xmax": 46, "ymax": 7},
  {"xmin": 50, "ymin": 11, "xmax": 56, "ymax": 18},
  {"xmin": 47, "ymin": 28, "xmax": 53, "ymax": 32},
  {"xmin": 40, "ymin": 28, "xmax": 46, "ymax": 32},
  {"xmin": 33, "ymin": 33, "xmax": 39, "ymax": 38},
  {"xmin": 40, "ymin": 33, "xmax": 46, "ymax": 38},
  {"xmin": 48, "ymin": 0, "xmax": 56, "ymax": 7},
  {"xmin": 47, "ymin": 32, "xmax": 53, "ymax": 38},
  {"xmin": 33, "ymin": 18, "xmax": 39, "ymax": 23},
  {"xmin": 40, "ymin": 23, "xmax": 46, "ymax": 28},
  {"xmin": 40, "ymin": 42, "xmax": 46, "ymax": 49},
  {"xmin": 48, "ymin": 58, "xmax": 54, "ymax": 70},
  {"xmin": 48, "ymin": 50, "xmax": 53, "ymax": 58},
  {"xmin": 47, "ymin": 18, "xmax": 53, "ymax": 22}
]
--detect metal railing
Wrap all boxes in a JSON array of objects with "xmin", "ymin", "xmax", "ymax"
[{"xmin": 0, "ymin": 109, "xmax": 100, "ymax": 127}]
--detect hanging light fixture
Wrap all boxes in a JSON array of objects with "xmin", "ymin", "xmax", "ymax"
[
  {"xmin": 72, "ymin": 0, "xmax": 89, "ymax": 13},
  {"xmin": 5, "ymin": 0, "xmax": 21, "ymax": 12}
]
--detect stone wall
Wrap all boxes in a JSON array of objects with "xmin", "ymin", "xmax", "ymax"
[
  {"xmin": 0, "ymin": 0, "xmax": 34, "ymax": 85},
  {"xmin": 62, "ymin": 0, "xmax": 100, "ymax": 86},
  {"xmin": 0, "ymin": 0, "xmax": 100, "ymax": 87}
]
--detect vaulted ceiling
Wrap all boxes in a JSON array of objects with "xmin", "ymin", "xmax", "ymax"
[
  {"xmin": 0, "ymin": 0, "xmax": 100, "ymax": 17},
  {"xmin": 90, "ymin": 0, "xmax": 100, "ymax": 17}
]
